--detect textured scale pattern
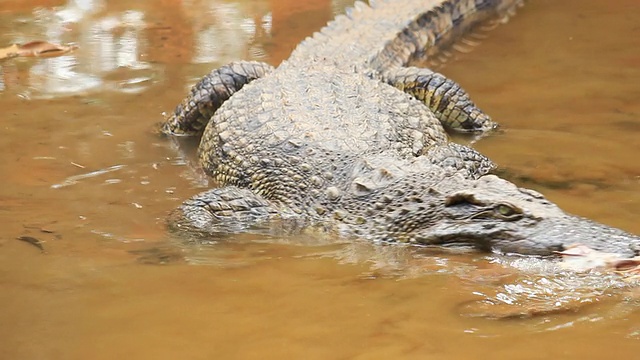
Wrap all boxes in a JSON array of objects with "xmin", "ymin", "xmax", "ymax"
[
  {"xmin": 164, "ymin": 0, "xmax": 518, "ymax": 238},
  {"xmin": 161, "ymin": 0, "xmax": 640, "ymax": 256}
]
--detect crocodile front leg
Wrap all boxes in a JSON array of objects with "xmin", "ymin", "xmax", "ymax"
[
  {"xmin": 162, "ymin": 61, "xmax": 274, "ymax": 136},
  {"xmin": 385, "ymin": 67, "xmax": 497, "ymax": 133},
  {"xmin": 167, "ymin": 186, "xmax": 280, "ymax": 237}
]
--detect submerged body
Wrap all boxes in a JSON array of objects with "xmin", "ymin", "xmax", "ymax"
[{"xmin": 162, "ymin": 0, "xmax": 640, "ymax": 256}]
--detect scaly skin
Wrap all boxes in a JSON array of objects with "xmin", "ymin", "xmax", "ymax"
[{"xmin": 161, "ymin": 0, "xmax": 640, "ymax": 256}]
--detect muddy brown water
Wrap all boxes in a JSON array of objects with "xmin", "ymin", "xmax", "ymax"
[{"xmin": 1, "ymin": 0, "xmax": 640, "ymax": 358}]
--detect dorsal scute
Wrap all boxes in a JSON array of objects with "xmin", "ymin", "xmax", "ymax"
[
  {"xmin": 345, "ymin": 6, "xmax": 355, "ymax": 18},
  {"xmin": 334, "ymin": 14, "xmax": 350, "ymax": 25},
  {"xmin": 347, "ymin": 154, "xmax": 409, "ymax": 198},
  {"xmin": 345, "ymin": 1, "xmax": 370, "ymax": 20},
  {"xmin": 354, "ymin": 1, "xmax": 369, "ymax": 12}
]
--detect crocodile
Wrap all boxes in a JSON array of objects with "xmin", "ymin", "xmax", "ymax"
[{"xmin": 161, "ymin": 0, "xmax": 640, "ymax": 256}]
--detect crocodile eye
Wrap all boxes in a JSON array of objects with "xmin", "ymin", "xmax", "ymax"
[{"xmin": 494, "ymin": 203, "xmax": 520, "ymax": 219}]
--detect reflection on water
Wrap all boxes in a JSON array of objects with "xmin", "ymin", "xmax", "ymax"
[
  {"xmin": 29, "ymin": 54, "xmax": 101, "ymax": 95},
  {"xmin": 0, "ymin": 0, "xmax": 279, "ymax": 97},
  {"xmin": 187, "ymin": 1, "xmax": 271, "ymax": 64},
  {"xmin": 1, "ymin": 0, "xmax": 640, "ymax": 358}
]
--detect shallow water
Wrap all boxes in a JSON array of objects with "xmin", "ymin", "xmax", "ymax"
[{"xmin": 1, "ymin": 0, "xmax": 639, "ymax": 358}]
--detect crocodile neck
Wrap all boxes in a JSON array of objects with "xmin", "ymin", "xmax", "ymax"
[{"xmin": 286, "ymin": 0, "xmax": 521, "ymax": 74}]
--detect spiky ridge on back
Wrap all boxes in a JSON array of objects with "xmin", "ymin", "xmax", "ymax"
[{"xmin": 289, "ymin": 0, "xmax": 522, "ymax": 74}]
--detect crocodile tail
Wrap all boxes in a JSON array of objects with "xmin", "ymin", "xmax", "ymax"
[{"xmin": 371, "ymin": 0, "xmax": 524, "ymax": 72}]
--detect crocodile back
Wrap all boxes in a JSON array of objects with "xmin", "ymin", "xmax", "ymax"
[
  {"xmin": 195, "ymin": 0, "xmax": 521, "ymax": 211},
  {"xmin": 197, "ymin": 65, "xmax": 448, "ymax": 210}
]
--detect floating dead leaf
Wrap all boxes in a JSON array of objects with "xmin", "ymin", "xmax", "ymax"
[
  {"xmin": 15, "ymin": 41, "xmax": 77, "ymax": 57},
  {"xmin": 0, "ymin": 41, "xmax": 77, "ymax": 60},
  {"xmin": 16, "ymin": 236, "xmax": 45, "ymax": 252}
]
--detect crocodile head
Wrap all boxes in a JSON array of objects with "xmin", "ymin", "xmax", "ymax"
[{"xmin": 397, "ymin": 174, "xmax": 640, "ymax": 256}]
